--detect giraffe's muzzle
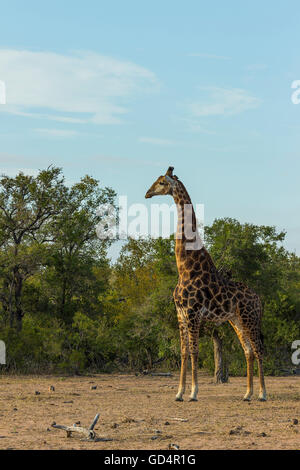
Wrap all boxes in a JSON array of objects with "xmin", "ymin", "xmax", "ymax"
[{"xmin": 145, "ymin": 190, "xmax": 154, "ymax": 199}]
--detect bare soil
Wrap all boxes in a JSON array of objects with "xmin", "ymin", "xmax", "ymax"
[{"xmin": 0, "ymin": 372, "xmax": 299, "ymax": 450}]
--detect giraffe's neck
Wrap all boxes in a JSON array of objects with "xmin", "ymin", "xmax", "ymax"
[{"xmin": 172, "ymin": 180, "xmax": 216, "ymax": 277}]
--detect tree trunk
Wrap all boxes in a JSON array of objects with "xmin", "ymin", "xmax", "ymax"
[
  {"xmin": 14, "ymin": 273, "xmax": 24, "ymax": 332},
  {"xmin": 9, "ymin": 309, "xmax": 14, "ymax": 329},
  {"xmin": 145, "ymin": 348, "xmax": 153, "ymax": 369},
  {"xmin": 8, "ymin": 278, "xmax": 15, "ymax": 328},
  {"xmin": 0, "ymin": 280, "xmax": 11, "ymax": 327},
  {"xmin": 212, "ymin": 330, "xmax": 228, "ymax": 383}
]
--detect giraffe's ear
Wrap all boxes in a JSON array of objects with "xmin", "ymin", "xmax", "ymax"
[{"xmin": 165, "ymin": 166, "xmax": 174, "ymax": 177}]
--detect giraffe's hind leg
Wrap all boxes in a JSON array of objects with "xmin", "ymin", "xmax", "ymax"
[
  {"xmin": 175, "ymin": 314, "xmax": 189, "ymax": 401},
  {"xmin": 231, "ymin": 316, "xmax": 267, "ymax": 402},
  {"xmin": 249, "ymin": 332, "xmax": 267, "ymax": 401},
  {"xmin": 229, "ymin": 320, "xmax": 254, "ymax": 401},
  {"xmin": 243, "ymin": 348, "xmax": 254, "ymax": 401}
]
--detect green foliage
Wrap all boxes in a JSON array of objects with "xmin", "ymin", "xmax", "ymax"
[
  {"xmin": 0, "ymin": 171, "xmax": 299, "ymax": 376},
  {"xmin": 262, "ymin": 296, "xmax": 300, "ymax": 374},
  {"xmin": 205, "ymin": 218, "xmax": 287, "ymax": 299},
  {"xmin": 1, "ymin": 315, "xmax": 66, "ymax": 373}
]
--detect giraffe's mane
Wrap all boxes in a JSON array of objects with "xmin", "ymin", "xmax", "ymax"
[{"xmin": 173, "ymin": 177, "xmax": 191, "ymax": 200}]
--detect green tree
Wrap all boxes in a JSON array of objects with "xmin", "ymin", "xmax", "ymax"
[
  {"xmin": 41, "ymin": 175, "xmax": 116, "ymax": 323},
  {"xmin": 0, "ymin": 167, "xmax": 66, "ymax": 330},
  {"xmin": 205, "ymin": 218, "xmax": 287, "ymax": 299}
]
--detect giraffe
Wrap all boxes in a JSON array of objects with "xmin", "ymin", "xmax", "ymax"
[{"xmin": 145, "ymin": 166, "xmax": 267, "ymax": 402}]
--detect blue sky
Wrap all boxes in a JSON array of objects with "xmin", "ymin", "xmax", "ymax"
[{"xmin": 0, "ymin": 0, "xmax": 299, "ymax": 258}]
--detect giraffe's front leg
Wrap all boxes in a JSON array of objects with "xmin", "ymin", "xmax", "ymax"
[
  {"xmin": 189, "ymin": 352, "xmax": 199, "ymax": 401},
  {"xmin": 175, "ymin": 350, "xmax": 189, "ymax": 401},
  {"xmin": 188, "ymin": 328, "xmax": 200, "ymax": 402},
  {"xmin": 175, "ymin": 319, "xmax": 189, "ymax": 401}
]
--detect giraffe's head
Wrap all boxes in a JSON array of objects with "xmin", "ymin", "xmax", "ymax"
[{"xmin": 145, "ymin": 166, "xmax": 177, "ymax": 199}]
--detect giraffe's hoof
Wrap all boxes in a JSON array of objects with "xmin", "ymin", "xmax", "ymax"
[
  {"xmin": 175, "ymin": 397, "xmax": 184, "ymax": 402},
  {"xmin": 188, "ymin": 398, "xmax": 198, "ymax": 402},
  {"xmin": 243, "ymin": 397, "xmax": 251, "ymax": 402},
  {"xmin": 258, "ymin": 391, "xmax": 267, "ymax": 402}
]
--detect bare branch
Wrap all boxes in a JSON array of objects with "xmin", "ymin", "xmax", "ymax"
[{"xmin": 51, "ymin": 413, "xmax": 112, "ymax": 442}]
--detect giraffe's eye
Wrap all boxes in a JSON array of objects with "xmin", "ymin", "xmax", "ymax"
[{"xmin": 159, "ymin": 182, "xmax": 165, "ymax": 185}]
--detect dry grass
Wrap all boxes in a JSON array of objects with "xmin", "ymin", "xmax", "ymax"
[{"xmin": 0, "ymin": 372, "xmax": 299, "ymax": 450}]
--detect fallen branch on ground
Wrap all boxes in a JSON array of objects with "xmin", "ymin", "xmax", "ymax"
[
  {"xmin": 150, "ymin": 372, "xmax": 173, "ymax": 377},
  {"xmin": 51, "ymin": 413, "xmax": 112, "ymax": 442},
  {"xmin": 167, "ymin": 418, "xmax": 188, "ymax": 422}
]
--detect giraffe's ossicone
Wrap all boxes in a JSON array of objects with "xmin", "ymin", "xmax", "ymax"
[{"xmin": 145, "ymin": 166, "xmax": 267, "ymax": 402}]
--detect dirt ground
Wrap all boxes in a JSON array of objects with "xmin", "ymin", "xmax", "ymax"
[{"xmin": 0, "ymin": 371, "xmax": 299, "ymax": 450}]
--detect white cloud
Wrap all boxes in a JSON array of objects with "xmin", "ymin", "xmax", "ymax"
[
  {"xmin": 188, "ymin": 87, "xmax": 260, "ymax": 117},
  {"xmin": 0, "ymin": 49, "xmax": 158, "ymax": 125},
  {"xmin": 179, "ymin": 118, "xmax": 216, "ymax": 134},
  {"xmin": 0, "ymin": 168, "xmax": 40, "ymax": 177},
  {"xmin": 34, "ymin": 128, "xmax": 78, "ymax": 138},
  {"xmin": 139, "ymin": 137, "xmax": 177, "ymax": 146},
  {"xmin": 94, "ymin": 154, "xmax": 163, "ymax": 167}
]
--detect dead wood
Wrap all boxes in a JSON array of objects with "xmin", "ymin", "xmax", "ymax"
[
  {"xmin": 51, "ymin": 413, "xmax": 112, "ymax": 442},
  {"xmin": 167, "ymin": 417, "xmax": 188, "ymax": 422},
  {"xmin": 150, "ymin": 373, "xmax": 173, "ymax": 377}
]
